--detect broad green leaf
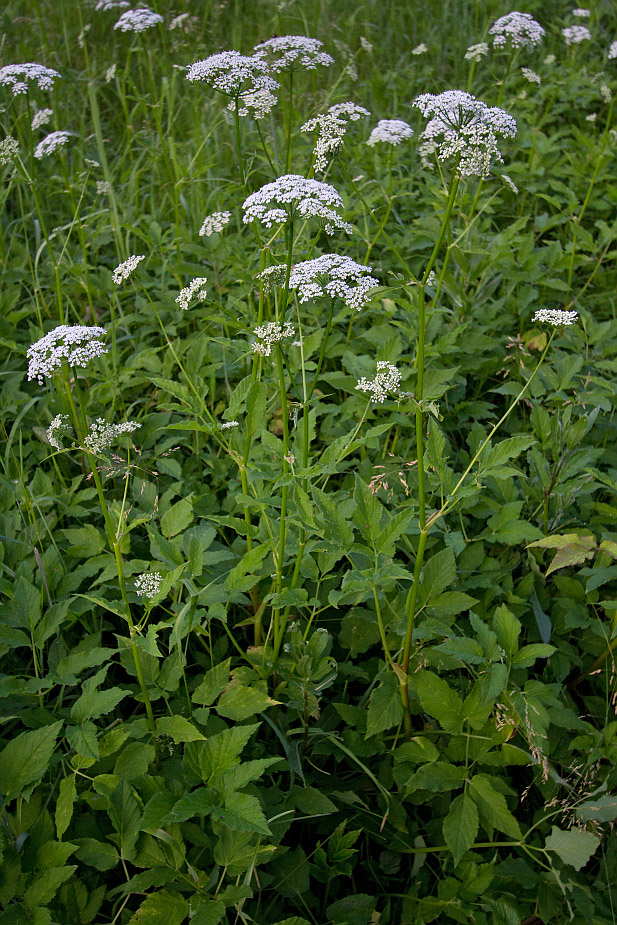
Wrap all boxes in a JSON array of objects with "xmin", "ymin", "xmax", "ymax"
[
  {"xmin": 191, "ymin": 899, "xmax": 226, "ymax": 925},
  {"xmin": 150, "ymin": 377, "xmax": 192, "ymax": 405},
  {"xmin": 185, "ymin": 723, "xmax": 259, "ymax": 783},
  {"xmin": 530, "ymin": 590, "xmax": 552, "ymax": 644},
  {"xmin": 62, "ymin": 525, "xmax": 105, "ymax": 558},
  {"xmin": 24, "ymin": 865, "xmax": 77, "ymax": 909},
  {"xmin": 420, "ymin": 547, "xmax": 456, "ymax": 602},
  {"xmin": 294, "ymin": 786, "xmax": 337, "ymax": 816},
  {"xmin": 326, "ymin": 894, "xmax": 377, "ymax": 925},
  {"xmin": 225, "ymin": 545, "xmax": 269, "ymax": 591},
  {"xmin": 74, "ymin": 837, "xmax": 119, "ymax": 870},
  {"xmin": 213, "ymin": 791, "xmax": 271, "ymax": 835},
  {"xmin": 160, "ymin": 497, "xmax": 194, "ymax": 538},
  {"xmin": 461, "ymin": 683, "xmax": 493, "ymax": 731},
  {"xmin": 156, "ymin": 715, "xmax": 205, "ymax": 743},
  {"xmin": 512, "ymin": 644, "xmax": 555, "ymax": 668},
  {"xmin": 66, "ymin": 721, "xmax": 99, "ymax": 761},
  {"xmin": 0, "ymin": 721, "xmax": 62, "ymax": 801},
  {"xmin": 55, "ymin": 776, "xmax": 77, "ymax": 840},
  {"xmin": 443, "ymin": 793, "xmax": 478, "ymax": 865},
  {"xmin": 167, "ymin": 788, "xmax": 217, "ymax": 823},
  {"xmin": 126, "ymin": 890, "xmax": 188, "ymax": 925},
  {"xmin": 245, "ymin": 380, "xmax": 267, "ymax": 436},
  {"xmin": 216, "ymin": 684, "xmax": 277, "ymax": 721},
  {"xmin": 52, "ymin": 647, "xmax": 116, "ymax": 685},
  {"xmin": 468, "ymin": 774, "xmax": 522, "ymax": 839},
  {"xmin": 408, "ymin": 762, "xmax": 466, "ymax": 794},
  {"xmin": 480, "ymin": 435, "xmax": 536, "ymax": 476},
  {"xmin": 492, "ymin": 605, "xmax": 521, "ymax": 657},
  {"xmin": 353, "ymin": 473, "xmax": 384, "ymax": 544},
  {"xmin": 366, "ymin": 674, "xmax": 404, "ymax": 738},
  {"xmin": 10, "ymin": 576, "xmax": 41, "ymax": 630},
  {"xmin": 109, "ymin": 780, "xmax": 142, "ymax": 861},
  {"xmin": 214, "ymin": 757, "xmax": 280, "ymax": 793},
  {"xmin": 434, "ymin": 636, "xmax": 484, "ymax": 664},
  {"xmin": 414, "ymin": 671, "xmax": 464, "ymax": 733},
  {"xmin": 192, "ymin": 659, "xmax": 231, "ymax": 705},
  {"xmin": 394, "ymin": 737, "xmax": 440, "ymax": 765},
  {"xmin": 527, "ymin": 533, "xmax": 596, "ymax": 575},
  {"xmin": 114, "ymin": 742, "xmax": 156, "ymax": 778},
  {"xmin": 575, "ymin": 794, "xmax": 617, "ymax": 823},
  {"xmin": 71, "ymin": 674, "xmax": 130, "ymax": 723},
  {"xmin": 544, "ymin": 825, "xmax": 599, "ymax": 870}
]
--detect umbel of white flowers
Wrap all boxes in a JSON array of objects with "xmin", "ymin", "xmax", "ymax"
[
  {"xmin": 413, "ymin": 89, "xmax": 517, "ymax": 178},
  {"xmin": 114, "ymin": 8, "xmax": 163, "ymax": 31},
  {"xmin": 186, "ymin": 51, "xmax": 279, "ymax": 118},
  {"xmin": 242, "ymin": 175, "xmax": 352, "ymax": 233},
  {"xmin": 366, "ymin": 119, "xmax": 414, "ymax": 146},
  {"xmin": 488, "ymin": 12, "xmax": 545, "ymax": 49},
  {"xmin": 356, "ymin": 362, "xmax": 402, "ymax": 403},
  {"xmin": 259, "ymin": 254, "xmax": 379, "ymax": 312},
  {"xmin": 34, "ymin": 131, "xmax": 71, "ymax": 159},
  {"xmin": 251, "ymin": 322, "xmax": 295, "ymax": 357},
  {"xmin": 302, "ymin": 102, "xmax": 370, "ymax": 172},
  {"xmin": 252, "ymin": 35, "xmax": 334, "ymax": 71},
  {"xmin": 0, "ymin": 63, "xmax": 61, "ymax": 95},
  {"xmin": 27, "ymin": 326, "xmax": 108, "ymax": 384},
  {"xmin": 199, "ymin": 211, "xmax": 232, "ymax": 236}
]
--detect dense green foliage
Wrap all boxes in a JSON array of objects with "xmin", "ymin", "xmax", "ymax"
[{"xmin": 2, "ymin": 0, "xmax": 617, "ymax": 922}]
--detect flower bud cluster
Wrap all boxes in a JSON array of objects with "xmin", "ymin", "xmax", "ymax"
[
  {"xmin": 113, "ymin": 254, "xmax": 145, "ymax": 284},
  {"xmin": 0, "ymin": 136, "xmax": 19, "ymax": 166},
  {"xmin": 356, "ymin": 362, "xmax": 402, "ymax": 403},
  {"xmin": 253, "ymin": 35, "xmax": 334, "ymax": 72},
  {"xmin": 465, "ymin": 43, "xmax": 489, "ymax": 61},
  {"xmin": 242, "ymin": 175, "xmax": 352, "ymax": 233},
  {"xmin": 135, "ymin": 572, "xmax": 162, "ymax": 599},
  {"xmin": 562, "ymin": 25, "xmax": 591, "ymax": 45},
  {"xmin": 27, "ymin": 325, "xmax": 108, "ymax": 384},
  {"xmin": 31, "ymin": 108, "xmax": 53, "ymax": 131},
  {"xmin": 0, "ymin": 63, "xmax": 61, "ymax": 95}
]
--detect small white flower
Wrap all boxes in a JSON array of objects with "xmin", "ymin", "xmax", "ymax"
[
  {"xmin": 31, "ymin": 108, "xmax": 53, "ymax": 131},
  {"xmin": 0, "ymin": 63, "xmax": 61, "ymax": 96},
  {"xmin": 532, "ymin": 309, "xmax": 578, "ymax": 326},
  {"xmin": 113, "ymin": 254, "xmax": 145, "ymax": 284},
  {"xmin": 199, "ymin": 211, "xmax": 232, "ymax": 236},
  {"xmin": 572, "ymin": 8, "xmax": 590, "ymax": 17},
  {"xmin": 228, "ymin": 86, "xmax": 278, "ymax": 119},
  {"xmin": 168, "ymin": 12, "xmax": 196, "ymax": 30},
  {"xmin": 489, "ymin": 12, "xmax": 545, "ymax": 49},
  {"xmin": 521, "ymin": 67, "xmax": 541, "ymax": 84},
  {"xmin": 82, "ymin": 418, "xmax": 141, "ymax": 453},
  {"xmin": 412, "ymin": 43, "xmax": 428, "ymax": 55},
  {"xmin": 608, "ymin": 40, "xmax": 617, "ymax": 59},
  {"xmin": 134, "ymin": 572, "xmax": 162, "ymax": 599},
  {"xmin": 366, "ymin": 119, "xmax": 413, "ymax": 146},
  {"xmin": 252, "ymin": 321, "xmax": 294, "ymax": 356},
  {"xmin": 220, "ymin": 420, "xmax": 239, "ymax": 430},
  {"xmin": 356, "ymin": 361, "xmax": 402, "ymax": 403},
  {"xmin": 465, "ymin": 43, "xmax": 489, "ymax": 61},
  {"xmin": 242, "ymin": 175, "xmax": 352, "ymax": 234},
  {"xmin": 114, "ymin": 8, "xmax": 163, "ymax": 32},
  {"xmin": 47, "ymin": 414, "xmax": 71, "ymax": 450},
  {"xmin": 33, "ymin": 131, "xmax": 71, "ymax": 159},
  {"xmin": 360, "ymin": 37, "xmax": 373, "ymax": 53},
  {"xmin": 544, "ymin": 54, "xmax": 556, "ymax": 65},
  {"xmin": 105, "ymin": 63, "xmax": 117, "ymax": 82},
  {"xmin": 253, "ymin": 35, "xmax": 334, "ymax": 72},
  {"xmin": 0, "ymin": 136, "xmax": 19, "ymax": 166},
  {"xmin": 96, "ymin": 180, "xmax": 111, "ymax": 195},
  {"xmin": 562, "ymin": 25, "xmax": 591, "ymax": 45},
  {"xmin": 302, "ymin": 102, "xmax": 370, "ymax": 173},
  {"xmin": 601, "ymin": 84, "xmax": 612, "ymax": 102},
  {"xmin": 176, "ymin": 277, "xmax": 208, "ymax": 310},
  {"xmin": 260, "ymin": 254, "xmax": 379, "ymax": 311},
  {"xmin": 85, "ymin": 158, "xmax": 100, "ymax": 169},
  {"xmin": 586, "ymin": 112, "xmax": 597, "ymax": 122},
  {"xmin": 27, "ymin": 325, "xmax": 108, "ymax": 384}
]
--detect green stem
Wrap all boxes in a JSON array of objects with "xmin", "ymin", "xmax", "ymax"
[
  {"xmin": 285, "ymin": 69, "xmax": 294, "ymax": 173},
  {"xmin": 233, "ymin": 100, "xmax": 246, "ymax": 189}
]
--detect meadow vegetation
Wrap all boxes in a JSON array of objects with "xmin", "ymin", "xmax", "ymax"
[{"xmin": 1, "ymin": 0, "xmax": 617, "ymax": 922}]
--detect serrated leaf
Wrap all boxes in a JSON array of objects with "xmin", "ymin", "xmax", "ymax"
[
  {"xmin": 575, "ymin": 794, "xmax": 617, "ymax": 823},
  {"xmin": 74, "ymin": 838, "xmax": 119, "ymax": 870},
  {"xmin": 192, "ymin": 659, "xmax": 231, "ymax": 705},
  {"xmin": 420, "ymin": 547, "xmax": 456, "ymax": 602},
  {"xmin": 480, "ymin": 435, "xmax": 536, "ymax": 475},
  {"xmin": 468, "ymin": 774, "xmax": 522, "ymax": 838},
  {"xmin": 55, "ymin": 776, "xmax": 77, "ymax": 840},
  {"xmin": 25, "ymin": 865, "xmax": 77, "ymax": 909},
  {"xmin": 191, "ymin": 899, "xmax": 226, "ymax": 925},
  {"xmin": 443, "ymin": 793, "xmax": 478, "ymax": 865},
  {"xmin": 109, "ymin": 780, "xmax": 141, "ymax": 861},
  {"xmin": 414, "ymin": 670, "xmax": 464, "ymax": 733},
  {"xmin": 160, "ymin": 497, "xmax": 194, "ymax": 538},
  {"xmin": 544, "ymin": 825, "xmax": 599, "ymax": 870},
  {"xmin": 167, "ymin": 788, "xmax": 217, "ymax": 822},
  {"xmin": 156, "ymin": 715, "xmax": 205, "ymax": 743},
  {"xmin": 527, "ymin": 533, "xmax": 596, "ymax": 575},
  {"xmin": 71, "ymin": 683, "xmax": 130, "ymax": 724},
  {"xmin": 150, "ymin": 377, "xmax": 192, "ymax": 405},
  {"xmin": 512, "ymin": 644, "xmax": 555, "ymax": 668},
  {"xmin": 126, "ymin": 890, "xmax": 188, "ymax": 925},
  {"xmin": 493, "ymin": 605, "xmax": 521, "ymax": 657},
  {"xmin": 0, "ymin": 721, "xmax": 62, "ymax": 801},
  {"xmin": 245, "ymin": 381, "xmax": 267, "ymax": 436},
  {"xmin": 185, "ymin": 723, "xmax": 259, "ymax": 783},
  {"xmin": 66, "ymin": 721, "xmax": 99, "ymax": 760},
  {"xmin": 294, "ymin": 786, "xmax": 337, "ymax": 815},
  {"xmin": 216, "ymin": 684, "xmax": 277, "ymax": 721},
  {"xmin": 225, "ymin": 545, "xmax": 269, "ymax": 591},
  {"xmin": 366, "ymin": 674, "xmax": 403, "ymax": 738},
  {"xmin": 408, "ymin": 762, "xmax": 466, "ymax": 793},
  {"xmin": 214, "ymin": 757, "xmax": 280, "ymax": 793},
  {"xmin": 213, "ymin": 791, "xmax": 271, "ymax": 834}
]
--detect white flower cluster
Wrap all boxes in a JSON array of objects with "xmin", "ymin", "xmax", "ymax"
[
  {"xmin": 220, "ymin": 420, "xmax": 239, "ymax": 430},
  {"xmin": 465, "ymin": 43, "xmax": 489, "ymax": 61},
  {"xmin": 95, "ymin": 0, "xmax": 130, "ymax": 9},
  {"xmin": 488, "ymin": 12, "xmax": 545, "ymax": 49},
  {"xmin": 82, "ymin": 418, "xmax": 141, "ymax": 453},
  {"xmin": 301, "ymin": 102, "xmax": 370, "ymax": 173},
  {"xmin": 242, "ymin": 174, "xmax": 352, "ymax": 233},
  {"xmin": 176, "ymin": 277, "xmax": 208, "ymax": 310},
  {"xmin": 31, "ymin": 108, "xmax": 53, "ymax": 130},
  {"xmin": 260, "ymin": 254, "xmax": 379, "ymax": 311},
  {"xmin": 412, "ymin": 43, "xmax": 428, "ymax": 55},
  {"xmin": 112, "ymin": 254, "xmax": 145, "ymax": 284},
  {"xmin": 252, "ymin": 321, "xmax": 294, "ymax": 356},
  {"xmin": 0, "ymin": 136, "xmax": 19, "ymax": 166},
  {"xmin": 562, "ymin": 25, "xmax": 591, "ymax": 45},
  {"xmin": 356, "ymin": 361, "xmax": 402, "ymax": 403},
  {"xmin": 34, "ymin": 131, "xmax": 71, "ymax": 159},
  {"xmin": 367, "ymin": 119, "xmax": 413, "ymax": 146},
  {"xmin": 572, "ymin": 8, "xmax": 590, "ymax": 17},
  {"xmin": 229, "ymin": 87, "xmax": 277, "ymax": 119},
  {"xmin": 199, "ymin": 211, "xmax": 232, "ymax": 236},
  {"xmin": 27, "ymin": 325, "xmax": 108, "ymax": 384},
  {"xmin": 360, "ymin": 38, "xmax": 373, "ymax": 53},
  {"xmin": 532, "ymin": 309, "xmax": 578, "ymax": 326},
  {"xmin": 134, "ymin": 572, "xmax": 162, "ymax": 599},
  {"xmin": 187, "ymin": 51, "xmax": 278, "ymax": 101},
  {"xmin": 114, "ymin": 8, "xmax": 163, "ymax": 32},
  {"xmin": 0, "ymin": 63, "xmax": 61, "ymax": 96},
  {"xmin": 413, "ymin": 90, "xmax": 517, "ymax": 178},
  {"xmin": 521, "ymin": 67, "xmax": 541, "ymax": 84},
  {"xmin": 609, "ymin": 41, "xmax": 617, "ymax": 59},
  {"xmin": 253, "ymin": 35, "xmax": 334, "ymax": 72},
  {"xmin": 601, "ymin": 85, "xmax": 612, "ymax": 102},
  {"xmin": 47, "ymin": 413, "xmax": 71, "ymax": 451}
]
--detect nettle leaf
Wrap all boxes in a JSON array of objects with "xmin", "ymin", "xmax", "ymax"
[
  {"xmin": 544, "ymin": 825, "xmax": 600, "ymax": 870},
  {"xmin": 0, "ymin": 721, "xmax": 62, "ymax": 801},
  {"xmin": 414, "ymin": 670, "xmax": 464, "ymax": 733},
  {"xmin": 192, "ymin": 659, "xmax": 231, "ymax": 705},
  {"xmin": 366, "ymin": 673, "xmax": 403, "ymax": 738},
  {"xmin": 527, "ymin": 533, "xmax": 596, "ymax": 575},
  {"xmin": 216, "ymin": 684, "xmax": 278, "ymax": 721},
  {"xmin": 213, "ymin": 791, "xmax": 271, "ymax": 835},
  {"xmin": 443, "ymin": 793, "xmax": 478, "ymax": 865},
  {"xmin": 468, "ymin": 774, "xmax": 522, "ymax": 839},
  {"xmin": 126, "ymin": 889, "xmax": 188, "ymax": 925},
  {"xmin": 185, "ymin": 723, "xmax": 259, "ymax": 783}
]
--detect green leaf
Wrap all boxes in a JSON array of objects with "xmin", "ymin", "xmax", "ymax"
[
  {"xmin": 468, "ymin": 774, "xmax": 522, "ymax": 839},
  {"xmin": 544, "ymin": 825, "xmax": 600, "ymax": 870},
  {"xmin": 126, "ymin": 890, "xmax": 189, "ymax": 925},
  {"xmin": 443, "ymin": 792, "xmax": 478, "ymax": 865},
  {"xmin": 225, "ymin": 545, "xmax": 269, "ymax": 591},
  {"xmin": 420, "ymin": 547, "xmax": 456, "ymax": 602},
  {"xmin": 575, "ymin": 795, "xmax": 617, "ymax": 823},
  {"xmin": 185, "ymin": 723, "xmax": 259, "ymax": 783},
  {"xmin": 0, "ymin": 721, "xmax": 62, "ymax": 801},
  {"xmin": 294, "ymin": 786, "xmax": 337, "ymax": 816},
  {"xmin": 11, "ymin": 576, "xmax": 41, "ymax": 630},
  {"xmin": 192, "ymin": 659, "xmax": 231, "ymax": 705},
  {"xmin": 326, "ymin": 895, "xmax": 377, "ymax": 925},
  {"xmin": 74, "ymin": 837, "xmax": 119, "ymax": 870},
  {"xmin": 71, "ymin": 671, "xmax": 130, "ymax": 723},
  {"xmin": 114, "ymin": 742, "xmax": 155, "ymax": 778},
  {"xmin": 216, "ymin": 684, "xmax": 277, "ymax": 721},
  {"xmin": 527, "ymin": 533, "xmax": 596, "ymax": 575},
  {"xmin": 160, "ymin": 497, "xmax": 194, "ymax": 538},
  {"xmin": 512, "ymin": 644, "xmax": 555, "ymax": 668},
  {"xmin": 109, "ymin": 780, "xmax": 142, "ymax": 861},
  {"xmin": 492, "ymin": 605, "xmax": 521, "ymax": 657},
  {"xmin": 156, "ymin": 715, "xmax": 205, "ymax": 743},
  {"xmin": 366, "ymin": 674, "xmax": 404, "ymax": 738},
  {"xmin": 191, "ymin": 899, "xmax": 226, "ymax": 925},
  {"xmin": 394, "ymin": 737, "xmax": 440, "ymax": 765},
  {"xmin": 214, "ymin": 757, "xmax": 280, "ymax": 793},
  {"xmin": 414, "ymin": 670, "xmax": 464, "ymax": 733},
  {"xmin": 25, "ymin": 865, "xmax": 77, "ymax": 909},
  {"xmin": 66, "ymin": 722, "xmax": 99, "ymax": 761},
  {"xmin": 167, "ymin": 788, "xmax": 217, "ymax": 823},
  {"xmin": 213, "ymin": 791, "xmax": 271, "ymax": 835},
  {"xmin": 408, "ymin": 762, "xmax": 466, "ymax": 794},
  {"xmin": 150, "ymin": 377, "xmax": 192, "ymax": 406},
  {"xmin": 55, "ymin": 776, "xmax": 76, "ymax": 840},
  {"xmin": 434, "ymin": 636, "xmax": 485, "ymax": 664},
  {"xmin": 245, "ymin": 381, "xmax": 267, "ymax": 436},
  {"xmin": 62, "ymin": 525, "xmax": 105, "ymax": 558},
  {"xmin": 480, "ymin": 435, "xmax": 536, "ymax": 476}
]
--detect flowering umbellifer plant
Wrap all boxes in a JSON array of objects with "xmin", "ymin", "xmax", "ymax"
[
  {"xmin": 253, "ymin": 35, "xmax": 334, "ymax": 72},
  {"xmin": 242, "ymin": 174, "xmax": 352, "ymax": 232},
  {"xmin": 27, "ymin": 325, "xmax": 108, "ymax": 384},
  {"xmin": 260, "ymin": 254, "xmax": 379, "ymax": 312},
  {"xmin": 488, "ymin": 11, "xmax": 545, "ymax": 49}
]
